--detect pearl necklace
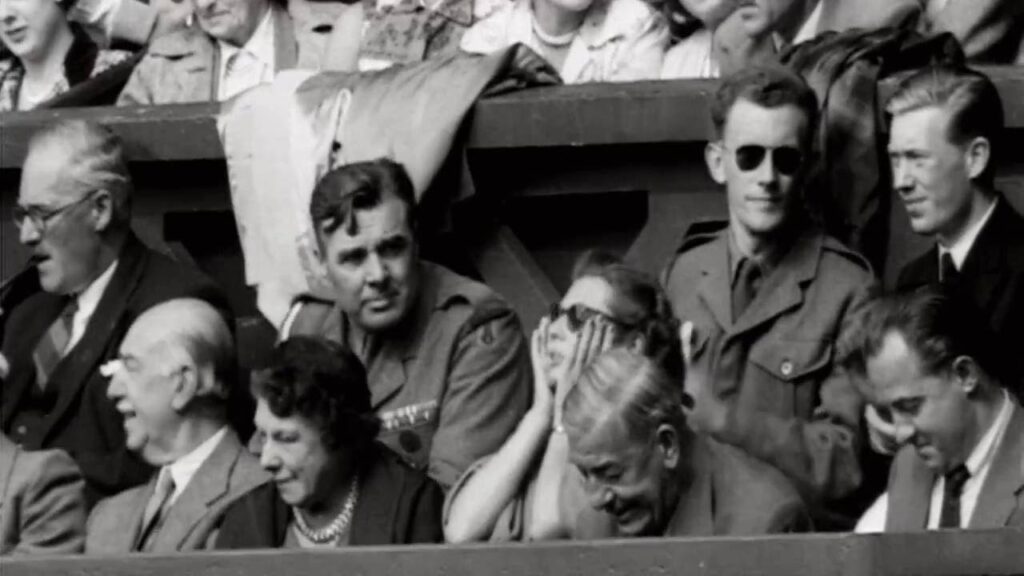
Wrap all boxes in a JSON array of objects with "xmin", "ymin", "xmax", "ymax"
[
  {"xmin": 293, "ymin": 477, "xmax": 360, "ymax": 544},
  {"xmin": 531, "ymin": 14, "xmax": 576, "ymax": 47}
]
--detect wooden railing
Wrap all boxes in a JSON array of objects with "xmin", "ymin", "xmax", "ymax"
[
  {"xmin": 2, "ymin": 68, "xmax": 1024, "ymax": 332},
  {"xmin": 2, "ymin": 529, "xmax": 1023, "ymax": 576}
]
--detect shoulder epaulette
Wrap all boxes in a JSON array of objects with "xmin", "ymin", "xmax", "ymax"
[{"xmin": 676, "ymin": 220, "xmax": 729, "ymax": 254}]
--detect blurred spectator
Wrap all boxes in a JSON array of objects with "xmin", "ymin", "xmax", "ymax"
[
  {"xmin": 67, "ymin": 0, "xmax": 192, "ymax": 48},
  {"xmin": 564, "ymin": 348, "xmax": 810, "ymax": 537},
  {"xmin": 0, "ymin": 0, "xmax": 132, "ymax": 111},
  {"xmin": 117, "ymin": 0, "xmax": 337, "ymax": 105},
  {"xmin": 460, "ymin": 0, "xmax": 669, "ymax": 83},
  {"xmin": 921, "ymin": 0, "xmax": 1024, "ymax": 64},
  {"xmin": 321, "ymin": 0, "xmax": 508, "ymax": 72},
  {"xmin": 0, "ymin": 433, "xmax": 87, "ymax": 556},
  {"xmin": 660, "ymin": 0, "xmax": 736, "ymax": 78},
  {"xmin": 216, "ymin": 336, "xmax": 443, "ymax": 548},
  {"xmin": 2, "ymin": 120, "xmax": 230, "ymax": 503},
  {"xmin": 841, "ymin": 286, "xmax": 1024, "ymax": 531},
  {"xmin": 86, "ymin": 299, "xmax": 267, "ymax": 553},
  {"xmin": 284, "ymin": 159, "xmax": 531, "ymax": 491},
  {"xmin": 443, "ymin": 252, "xmax": 682, "ymax": 543},
  {"xmin": 661, "ymin": 66, "xmax": 875, "ymax": 528},
  {"xmin": 889, "ymin": 65, "xmax": 1024, "ymax": 403},
  {"xmin": 713, "ymin": 0, "xmax": 921, "ymax": 75}
]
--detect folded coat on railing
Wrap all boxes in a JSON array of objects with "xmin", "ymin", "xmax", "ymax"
[{"xmin": 216, "ymin": 44, "xmax": 558, "ymax": 326}]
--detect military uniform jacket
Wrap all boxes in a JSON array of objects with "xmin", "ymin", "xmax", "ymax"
[
  {"xmin": 291, "ymin": 262, "xmax": 532, "ymax": 489},
  {"xmin": 663, "ymin": 224, "xmax": 875, "ymax": 506}
]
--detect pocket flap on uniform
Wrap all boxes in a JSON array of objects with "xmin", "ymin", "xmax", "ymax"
[{"xmin": 750, "ymin": 338, "xmax": 833, "ymax": 383}]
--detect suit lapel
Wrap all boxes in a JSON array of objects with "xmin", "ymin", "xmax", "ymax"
[
  {"xmin": 128, "ymin": 477, "xmax": 159, "ymax": 550},
  {"xmin": 969, "ymin": 402, "xmax": 1024, "ymax": 528},
  {"xmin": 0, "ymin": 295, "xmax": 64, "ymax": 427},
  {"xmin": 695, "ymin": 233, "xmax": 732, "ymax": 333},
  {"xmin": 885, "ymin": 448, "xmax": 935, "ymax": 532},
  {"xmin": 38, "ymin": 236, "xmax": 149, "ymax": 443},
  {"xmin": 961, "ymin": 199, "xmax": 1014, "ymax": 311},
  {"xmin": 150, "ymin": 430, "xmax": 243, "ymax": 551},
  {"xmin": 0, "ymin": 436, "xmax": 19, "ymax": 507},
  {"xmin": 272, "ymin": 4, "xmax": 299, "ymax": 72}
]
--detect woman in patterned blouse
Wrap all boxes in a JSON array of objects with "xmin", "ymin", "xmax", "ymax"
[{"xmin": 0, "ymin": 0, "xmax": 132, "ymax": 111}]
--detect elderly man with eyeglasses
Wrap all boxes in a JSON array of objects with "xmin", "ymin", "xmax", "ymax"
[
  {"xmin": 661, "ymin": 65, "xmax": 876, "ymax": 530},
  {"xmin": 1, "ymin": 119, "xmax": 228, "ymax": 505}
]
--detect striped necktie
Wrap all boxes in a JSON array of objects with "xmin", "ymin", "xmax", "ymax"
[
  {"xmin": 32, "ymin": 298, "xmax": 78, "ymax": 390},
  {"xmin": 938, "ymin": 464, "xmax": 971, "ymax": 529}
]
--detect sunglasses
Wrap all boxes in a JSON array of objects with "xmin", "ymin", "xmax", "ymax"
[
  {"xmin": 548, "ymin": 303, "xmax": 633, "ymax": 333},
  {"xmin": 728, "ymin": 145, "xmax": 804, "ymax": 176}
]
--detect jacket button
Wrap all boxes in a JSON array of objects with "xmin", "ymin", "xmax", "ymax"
[
  {"xmin": 15, "ymin": 425, "xmax": 27, "ymax": 436},
  {"xmin": 780, "ymin": 360, "xmax": 794, "ymax": 376}
]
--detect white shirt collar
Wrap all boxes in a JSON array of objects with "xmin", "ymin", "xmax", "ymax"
[
  {"xmin": 76, "ymin": 259, "xmax": 117, "ymax": 317},
  {"xmin": 165, "ymin": 426, "xmax": 228, "ymax": 504},
  {"xmin": 938, "ymin": 198, "xmax": 998, "ymax": 269},
  {"xmin": 66, "ymin": 259, "xmax": 118, "ymax": 351},
  {"xmin": 217, "ymin": 5, "xmax": 276, "ymax": 98},
  {"xmin": 963, "ymin": 390, "xmax": 1013, "ymax": 478},
  {"xmin": 791, "ymin": 0, "xmax": 823, "ymax": 45}
]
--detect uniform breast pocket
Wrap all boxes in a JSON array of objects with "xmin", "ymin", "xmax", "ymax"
[
  {"xmin": 750, "ymin": 338, "xmax": 833, "ymax": 384},
  {"xmin": 377, "ymin": 400, "xmax": 439, "ymax": 470}
]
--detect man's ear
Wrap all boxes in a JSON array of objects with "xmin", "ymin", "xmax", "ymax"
[
  {"xmin": 170, "ymin": 363, "xmax": 200, "ymax": 412},
  {"xmin": 655, "ymin": 423, "xmax": 681, "ymax": 470},
  {"xmin": 91, "ymin": 189, "xmax": 114, "ymax": 232},
  {"xmin": 951, "ymin": 355, "xmax": 981, "ymax": 396},
  {"xmin": 705, "ymin": 141, "xmax": 727, "ymax": 185},
  {"xmin": 964, "ymin": 136, "xmax": 991, "ymax": 181}
]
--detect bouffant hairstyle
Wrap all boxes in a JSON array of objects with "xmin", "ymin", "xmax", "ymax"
[{"xmin": 253, "ymin": 336, "xmax": 381, "ymax": 452}]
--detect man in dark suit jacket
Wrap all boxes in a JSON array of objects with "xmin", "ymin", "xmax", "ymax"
[
  {"xmin": 564, "ymin": 349, "xmax": 810, "ymax": 538},
  {"xmin": 888, "ymin": 65, "xmax": 1024, "ymax": 400},
  {"xmin": 2, "ymin": 120, "xmax": 228, "ymax": 503},
  {"xmin": 840, "ymin": 286, "xmax": 1024, "ymax": 531}
]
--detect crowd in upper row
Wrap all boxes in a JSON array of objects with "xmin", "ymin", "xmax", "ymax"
[
  {"xmin": 1, "ymin": 62, "xmax": 1022, "ymax": 555},
  {"xmin": 1, "ymin": 0, "xmax": 1024, "ymax": 111}
]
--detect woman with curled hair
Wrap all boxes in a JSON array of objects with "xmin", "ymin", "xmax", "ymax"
[
  {"xmin": 0, "ymin": 0, "xmax": 133, "ymax": 111},
  {"xmin": 215, "ymin": 336, "xmax": 443, "ymax": 549},
  {"xmin": 443, "ymin": 251, "xmax": 682, "ymax": 542}
]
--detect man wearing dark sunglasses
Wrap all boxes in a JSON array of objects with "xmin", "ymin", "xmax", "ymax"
[
  {"xmin": 2, "ymin": 120, "xmax": 228, "ymax": 504},
  {"xmin": 662, "ymin": 65, "xmax": 876, "ymax": 529}
]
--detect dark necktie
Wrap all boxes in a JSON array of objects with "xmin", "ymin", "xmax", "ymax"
[
  {"xmin": 938, "ymin": 464, "xmax": 971, "ymax": 529},
  {"xmin": 32, "ymin": 298, "xmax": 78, "ymax": 390},
  {"xmin": 732, "ymin": 258, "xmax": 762, "ymax": 322},
  {"xmin": 940, "ymin": 252, "xmax": 959, "ymax": 284}
]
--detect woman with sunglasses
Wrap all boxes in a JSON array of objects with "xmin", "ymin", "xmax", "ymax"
[{"xmin": 443, "ymin": 251, "xmax": 680, "ymax": 542}]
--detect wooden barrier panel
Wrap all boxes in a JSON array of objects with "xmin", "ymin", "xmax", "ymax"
[
  {"xmin": 2, "ymin": 530, "xmax": 1022, "ymax": 576},
  {"xmin": 3, "ymin": 68, "xmax": 1024, "ymax": 330}
]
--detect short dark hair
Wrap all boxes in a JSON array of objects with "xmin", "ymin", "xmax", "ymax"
[
  {"xmin": 309, "ymin": 158, "xmax": 417, "ymax": 239},
  {"xmin": 839, "ymin": 285, "xmax": 1006, "ymax": 386},
  {"xmin": 710, "ymin": 65, "xmax": 819, "ymax": 143},
  {"xmin": 886, "ymin": 65, "xmax": 1003, "ymax": 187},
  {"xmin": 571, "ymin": 250, "xmax": 683, "ymax": 382},
  {"xmin": 253, "ymin": 336, "xmax": 381, "ymax": 452}
]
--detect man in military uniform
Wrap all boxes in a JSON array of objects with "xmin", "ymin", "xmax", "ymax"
[
  {"xmin": 662, "ymin": 66, "xmax": 876, "ymax": 527},
  {"xmin": 284, "ymin": 158, "xmax": 532, "ymax": 490}
]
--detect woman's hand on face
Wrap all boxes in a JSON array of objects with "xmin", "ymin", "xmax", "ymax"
[
  {"xmin": 557, "ymin": 317, "xmax": 615, "ymax": 400},
  {"xmin": 530, "ymin": 316, "xmax": 556, "ymax": 416}
]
